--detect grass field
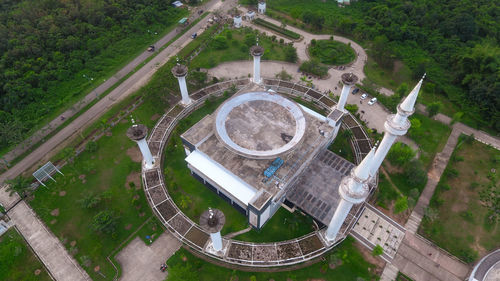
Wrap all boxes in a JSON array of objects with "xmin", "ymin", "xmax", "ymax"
[
  {"xmin": 328, "ymin": 128, "xmax": 355, "ymax": 163},
  {"xmin": 420, "ymin": 138, "xmax": 500, "ymax": 263},
  {"xmin": 234, "ymin": 208, "xmax": 315, "ymax": 242},
  {"xmin": 309, "ymin": 40, "xmax": 355, "ymax": 65},
  {"xmin": 166, "ymin": 236, "xmax": 377, "ymax": 281},
  {"xmin": 408, "ymin": 113, "xmax": 451, "ymax": 168},
  {"xmin": 189, "ymin": 27, "xmax": 290, "ymax": 69},
  {"xmin": 363, "ymin": 57, "xmax": 413, "ymax": 91},
  {"xmin": 0, "ymin": 228, "xmax": 52, "ymax": 281}
]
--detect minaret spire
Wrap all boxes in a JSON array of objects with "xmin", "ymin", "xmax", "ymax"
[
  {"xmin": 369, "ymin": 74, "xmax": 425, "ymax": 176},
  {"xmin": 325, "ymin": 145, "xmax": 376, "ymax": 241}
]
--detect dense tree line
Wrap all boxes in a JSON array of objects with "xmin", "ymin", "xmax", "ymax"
[
  {"xmin": 265, "ymin": 0, "xmax": 499, "ymax": 131},
  {"xmin": 0, "ymin": 0, "xmax": 183, "ymax": 150}
]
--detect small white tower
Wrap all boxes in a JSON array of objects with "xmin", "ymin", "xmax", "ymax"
[
  {"xmin": 200, "ymin": 208, "xmax": 225, "ymax": 253},
  {"xmin": 250, "ymin": 45, "xmax": 264, "ymax": 84},
  {"xmin": 328, "ymin": 73, "xmax": 358, "ymax": 140},
  {"xmin": 171, "ymin": 63, "xmax": 192, "ymax": 106},
  {"xmin": 127, "ymin": 124, "xmax": 154, "ymax": 169},
  {"xmin": 369, "ymin": 75, "xmax": 425, "ymax": 176},
  {"xmin": 258, "ymin": 1, "xmax": 266, "ymax": 14},
  {"xmin": 233, "ymin": 15, "xmax": 242, "ymax": 28},
  {"xmin": 325, "ymin": 146, "xmax": 376, "ymax": 241}
]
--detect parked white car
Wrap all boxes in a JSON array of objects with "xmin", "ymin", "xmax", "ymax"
[
  {"xmin": 360, "ymin": 93, "xmax": 368, "ymax": 100},
  {"xmin": 368, "ymin": 97, "xmax": 378, "ymax": 105}
]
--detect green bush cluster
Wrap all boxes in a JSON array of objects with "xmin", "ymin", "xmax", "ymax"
[
  {"xmin": 253, "ymin": 18, "xmax": 300, "ymax": 39},
  {"xmin": 308, "ymin": 39, "xmax": 355, "ymax": 65},
  {"xmin": 299, "ymin": 59, "xmax": 328, "ymax": 77}
]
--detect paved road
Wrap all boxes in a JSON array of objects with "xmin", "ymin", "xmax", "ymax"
[
  {"xmin": 9, "ymin": 201, "xmax": 91, "ymax": 281},
  {"xmin": 0, "ymin": 0, "xmax": 237, "ymax": 184},
  {"xmin": 116, "ymin": 233, "xmax": 181, "ymax": 281}
]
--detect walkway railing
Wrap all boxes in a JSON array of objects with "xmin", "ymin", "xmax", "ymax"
[{"xmin": 142, "ymin": 78, "xmax": 376, "ymax": 267}]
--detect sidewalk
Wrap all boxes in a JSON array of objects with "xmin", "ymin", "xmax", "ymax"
[
  {"xmin": 116, "ymin": 233, "xmax": 181, "ymax": 281},
  {"xmin": 393, "ymin": 233, "xmax": 470, "ymax": 281},
  {"xmin": 8, "ymin": 201, "xmax": 91, "ymax": 281}
]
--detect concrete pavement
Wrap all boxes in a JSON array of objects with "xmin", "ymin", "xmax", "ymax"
[
  {"xmin": 116, "ymin": 233, "xmax": 181, "ymax": 281},
  {"xmin": 8, "ymin": 200, "xmax": 91, "ymax": 281},
  {"xmin": 393, "ymin": 233, "xmax": 470, "ymax": 281}
]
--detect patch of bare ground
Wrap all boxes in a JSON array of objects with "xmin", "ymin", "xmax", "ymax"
[
  {"xmin": 59, "ymin": 190, "xmax": 66, "ymax": 196},
  {"xmin": 50, "ymin": 208, "xmax": 59, "ymax": 216},
  {"xmin": 126, "ymin": 146, "xmax": 142, "ymax": 163},
  {"xmin": 125, "ymin": 171, "xmax": 141, "ymax": 190},
  {"xmin": 393, "ymin": 60, "xmax": 404, "ymax": 73},
  {"xmin": 151, "ymin": 113, "xmax": 161, "ymax": 121},
  {"xmin": 354, "ymin": 240, "xmax": 385, "ymax": 276}
]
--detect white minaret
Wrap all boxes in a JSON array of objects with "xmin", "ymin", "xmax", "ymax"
[
  {"xmin": 369, "ymin": 75, "xmax": 425, "ymax": 176},
  {"xmin": 200, "ymin": 208, "xmax": 225, "ymax": 253},
  {"xmin": 325, "ymin": 146, "xmax": 376, "ymax": 241},
  {"xmin": 127, "ymin": 124, "xmax": 154, "ymax": 169},
  {"xmin": 250, "ymin": 45, "xmax": 264, "ymax": 84},
  {"xmin": 258, "ymin": 1, "xmax": 266, "ymax": 14},
  {"xmin": 171, "ymin": 62, "xmax": 192, "ymax": 106},
  {"xmin": 329, "ymin": 73, "xmax": 359, "ymax": 139}
]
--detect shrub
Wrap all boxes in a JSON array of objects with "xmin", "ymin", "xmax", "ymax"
[
  {"xmin": 284, "ymin": 45, "xmax": 298, "ymax": 63},
  {"xmin": 91, "ymin": 210, "xmax": 119, "ymax": 234},
  {"xmin": 345, "ymin": 104, "xmax": 358, "ymax": 115},
  {"xmin": 394, "ymin": 196, "xmax": 409, "ymax": 214},
  {"xmin": 85, "ymin": 141, "xmax": 98, "ymax": 153},
  {"xmin": 299, "ymin": 59, "xmax": 328, "ymax": 77},
  {"xmin": 244, "ymin": 33, "xmax": 256, "ymax": 47},
  {"xmin": 387, "ymin": 142, "xmax": 416, "ymax": 166},
  {"xmin": 252, "ymin": 18, "xmax": 300, "ymax": 39},
  {"xmin": 372, "ymin": 244, "xmax": 384, "ymax": 256},
  {"xmin": 427, "ymin": 102, "xmax": 442, "ymax": 117},
  {"xmin": 403, "ymin": 159, "xmax": 427, "ymax": 187},
  {"xmin": 211, "ymin": 35, "xmax": 228, "ymax": 50}
]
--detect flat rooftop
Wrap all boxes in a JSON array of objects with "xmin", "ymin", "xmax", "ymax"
[
  {"xmin": 287, "ymin": 149, "xmax": 355, "ymax": 225},
  {"xmin": 181, "ymin": 91, "xmax": 334, "ymax": 209}
]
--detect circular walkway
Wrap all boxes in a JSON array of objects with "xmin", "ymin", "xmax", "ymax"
[
  {"xmin": 141, "ymin": 78, "xmax": 374, "ymax": 267},
  {"xmin": 469, "ymin": 249, "xmax": 500, "ymax": 281}
]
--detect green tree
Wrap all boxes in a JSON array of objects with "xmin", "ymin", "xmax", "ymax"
[
  {"xmin": 427, "ymin": 102, "xmax": 442, "ymax": 117},
  {"xmin": 6, "ymin": 176, "xmax": 32, "ymax": 198},
  {"xmin": 244, "ymin": 33, "xmax": 256, "ymax": 47},
  {"xmin": 404, "ymin": 159, "xmax": 427, "ymax": 187},
  {"xmin": 284, "ymin": 45, "xmax": 298, "ymax": 63},
  {"xmin": 77, "ymin": 192, "xmax": 102, "ymax": 209},
  {"xmin": 387, "ymin": 142, "xmax": 415, "ymax": 166},
  {"xmin": 211, "ymin": 35, "xmax": 228, "ymax": 50},
  {"xmin": 91, "ymin": 210, "xmax": 119, "ymax": 234}
]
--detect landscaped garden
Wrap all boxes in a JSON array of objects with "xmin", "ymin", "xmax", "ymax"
[
  {"xmin": 166, "ymin": 236, "xmax": 379, "ymax": 281},
  {"xmin": 188, "ymin": 27, "xmax": 298, "ymax": 69},
  {"xmin": 253, "ymin": 18, "xmax": 301, "ymax": 40},
  {"xmin": 328, "ymin": 128, "xmax": 355, "ymax": 163},
  {"xmin": 420, "ymin": 136, "xmax": 500, "ymax": 263},
  {"xmin": 308, "ymin": 39, "xmax": 355, "ymax": 65},
  {"xmin": 0, "ymin": 228, "xmax": 52, "ymax": 281}
]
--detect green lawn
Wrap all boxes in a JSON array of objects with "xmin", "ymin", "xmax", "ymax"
[
  {"xmin": 234, "ymin": 208, "xmax": 315, "ymax": 242},
  {"xmin": 189, "ymin": 27, "xmax": 290, "ymax": 69},
  {"xmin": 408, "ymin": 113, "xmax": 451, "ymax": 168},
  {"xmin": 164, "ymin": 96, "xmax": 249, "ymax": 236},
  {"xmin": 373, "ymin": 172, "xmax": 399, "ymax": 210},
  {"xmin": 28, "ymin": 66, "xmax": 175, "ymax": 280},
  {"xmin": 328, "ymin": 128, "xmax": 355, "ymax": 163},
  {"xmin": 0, "ymin": 228, "xmax": 52, "ymax": 281},
  {"xmin": 309, "ymin": 40, "xmax": 355, "ymax": 65},
  {"xmin": 420, "ymin": 138, "xmax": 500, "ymax": 263},
  {"xmin": 363, "ymin": 56, "xmax": 413, "ymax": 92},
  {"xmin": 166, "ymin": 236, "xmax": 377, "ymax": 281}
]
